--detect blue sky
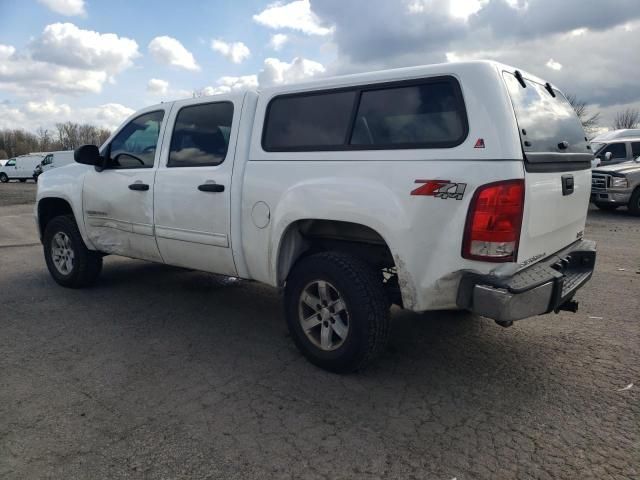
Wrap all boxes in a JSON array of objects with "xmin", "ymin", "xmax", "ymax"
[
  {"xmin": 1, "ymin": 0, "xmax": 639, "ymax": 133},
  {"xmin": 0, "ymin": 0, "xmax": 334, "ymax": 120}
]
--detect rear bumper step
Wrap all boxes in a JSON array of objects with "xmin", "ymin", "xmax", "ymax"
[{"xmin": 457, "ymin": 239, "xmax": 596, "ymax": 322}]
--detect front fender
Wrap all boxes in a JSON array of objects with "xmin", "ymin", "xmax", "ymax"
[{"xmin": 36, "ymin": 164, "xmax": 94, "ymax": 249}]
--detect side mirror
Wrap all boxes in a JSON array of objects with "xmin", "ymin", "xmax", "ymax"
[
  {"xmin": 74, "ymin": 145, "xmax": 101, "ymax": 167},
  {"xmin": 604, "ymin": 152, "xmax": 613, "ymax": 162}
]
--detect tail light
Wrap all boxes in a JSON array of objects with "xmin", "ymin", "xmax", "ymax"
[{"xmin": 462, "ymin": 179, "xmax": 525, "ymax": 262}]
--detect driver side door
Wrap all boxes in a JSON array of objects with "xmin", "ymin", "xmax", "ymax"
[{"xmin": 83, "ymin": 106, "xmax": 171, "ymax": 262}]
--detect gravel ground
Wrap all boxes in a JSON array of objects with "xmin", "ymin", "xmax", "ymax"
[
  {"xmin": 0, "ymin": 199, "xmax": 638, "ymax": 480},
  {"xmin": 0, "ymin": 182, "xmax": 37, "ymax": 207}
]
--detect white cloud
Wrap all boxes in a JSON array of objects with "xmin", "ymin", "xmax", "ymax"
[
  {"xmin": 258, "ymin": 57, "xmax": 325, "ymax": 86},
  {"xmin": 253, "ymin": 0, "xmax": 333, "ymax": 36},
  {"xmin": 147, "ymin": 78, "xmax": 169, "ymax": 95},
  {"xmin": 37, "ymin": 0, "xmax": 86, "ymax": 17},
  {"xmin": 0, "ymin": 100, "xmax": 134, "ymax": 132},
  {"xmin": 198, "ymin": 56, "xmax": 324, "ymax": 96},
  {"xmin": 148, "ymin": 36, "xmax": 200, "ymax": 71},
  {"xmin": 0, "ymin": 45, "xmax": 16, "ymax": 58},
  {"xmin": 31, "ymin": 23, "xmax": 139, "ymax": 74},
  {"xmin": 0, "ymin": 44, "xmax": 108, "ymax": 95},
  {"xmin": 211, "ymin": 39, "xmax": 251, "ymax": 64},
  {"xmin": 269, "ymin": 33, "xmax": 289, "ymax": 51},
  {"xmin": 546, "ymin": 58, "xmax": 562, "ymax": 71},
  {"xmin": 200, "ymin": 75, "xmax": 259, "ymax": 96},
  {"xmin": 0, "ymin": 23, "xmax": 138, "ymax": 96}
]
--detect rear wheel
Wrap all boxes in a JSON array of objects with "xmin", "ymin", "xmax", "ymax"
[
  {"xmin": 43, "ymin": 215, "xmax": 103, "ymax": 288},
  {"xmin": 629, "ymin": 189, "xmax": 640, "ymax": 216},
  {"xmin": 0, "ymin": 173, "xmax": 8, "ymax": 183},
  {"xmin": 595, "ymin": 203, "xmax": 618, "ymax": 211},
  {"xmin": 284, "ymin": 252, "xmax": 390, "ymax": 373}
]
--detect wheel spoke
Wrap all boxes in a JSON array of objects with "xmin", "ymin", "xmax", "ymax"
[
  {"xmin": 301, "ymin": 291, "xmax": 321, "ymax": 311},
  {"xmin": 331, "ymin": 298, "xmax": 347, "ymax": 315},
  {"xmin": 301, "ymin": 313, "xmax": 322, "ymax": 332},
  {"xmin": 331, "ymin": 317, "xmax": 348, "ymax": 339},
  {"xmin": 317, "ymin": 281, "xmax": 330, "ymax": 303},
  {"xmin": 320, "ymin": 323, "xmax": 332, "ymax": 349}
]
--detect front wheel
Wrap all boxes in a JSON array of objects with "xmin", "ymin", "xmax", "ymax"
[
  {"xmin": 0, "ymin": 173, "xmax": 8, "ymax": 183},
  {"xmin": 43, "ymin": 215, "xmax": 103, "ymax": 288},
  {"xmin": 284, "ymin": 252, "xmax": 390, "ymax": 373}
]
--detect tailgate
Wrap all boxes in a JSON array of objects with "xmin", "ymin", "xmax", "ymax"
[
  {"xmin": 502, "ymin": 70, "xmax": 594, "ymax": 266},
  {"xmin": 519, "ymin": 169, "xmax": 591, "ymax": 265}
]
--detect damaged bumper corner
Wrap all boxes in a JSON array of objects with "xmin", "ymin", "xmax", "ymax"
[{"xmin": 456, "ymin": 239, "xmax": 597, "ymax": 323}]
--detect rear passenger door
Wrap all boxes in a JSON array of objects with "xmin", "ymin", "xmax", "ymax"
[{"xmin": 153, "ymin": 94, "xmax": 242, "ymax": 276}]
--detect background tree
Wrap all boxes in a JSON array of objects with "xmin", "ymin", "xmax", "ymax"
[
  {"xmin": 613, "ymin": 108, "xmax": 640, "ymax": 130},
  {"xmin": 0, "ymin": 123, "xmax": 111, "ymax": 158},
  {"xmin": 566, "ymin": 94, "xmax": 600, "ymax": 136}
]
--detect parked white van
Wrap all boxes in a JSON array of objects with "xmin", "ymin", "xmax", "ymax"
[
  {"xmin": 36, "ymin": 61, "xmax": 596, "ymax": 372},
  {"xmin": 0, "ymin": 154, "xmax": 44, "ymax": 183},
  {"xmin": 33, "ymin": 151, "xmax": 75, "ymax": 181}
]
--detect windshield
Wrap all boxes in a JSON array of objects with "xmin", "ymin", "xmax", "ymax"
[
  {"xmin": 590, "ymin": 142, "xmax": 605, "ymax": 155},
  {"xmin": 503, "ymin": 72, "xmax": 592, "ymax": 166}
]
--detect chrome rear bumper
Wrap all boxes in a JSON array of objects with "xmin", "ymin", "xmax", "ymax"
[{"xmin": 457, "ymin": 240, "xmax": 596, "ymax": 322}]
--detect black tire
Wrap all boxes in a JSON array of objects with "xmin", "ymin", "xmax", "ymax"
[
  {"xmin": 629, "ymin": 189, "xmax": 640, "ymax": 216},
  {"xmin": 19, "ymin": 178, "xmax": 27, "ymax": 183},
  {"xmin": 284, "ymin": 252, "xmax": 390, "ymax": 373},
  {"xmin": 0, "ymin": 173, "xmax": 8, "ymax": 183},
  {"xmin": 43, "ymin": 215, "xmax": 103, "ymax": 288},
  {"xmin": 595, "ymin": 203, "xmax": 618, "ymax": 211}
]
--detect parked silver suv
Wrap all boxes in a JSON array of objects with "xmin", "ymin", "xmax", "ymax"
[{"xmin": 591, "ymin": 157, "xmax": 640, "ymax": 215}]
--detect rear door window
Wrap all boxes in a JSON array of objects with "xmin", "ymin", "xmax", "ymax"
[
  {"xmin": 168, "ymin": 102, "xmax": 234, "ymax": 167},
  {"xmin": 631, "ymin": 142, "xmax": 640, "ymax": 158},
  {"xmin": 503, "ymin": 72, "xmax": 592, "ymax": 169}
]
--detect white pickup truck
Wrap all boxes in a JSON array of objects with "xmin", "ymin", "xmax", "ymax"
[{"xmin": 36, "ymin": 61, "xmax": 596, "ymax": 372}]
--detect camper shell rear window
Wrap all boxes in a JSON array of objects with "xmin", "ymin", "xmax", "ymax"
[
  {"xmin": 503, "ymin": 72, "xmax": 593, "ymax": 171},
  {"xmin": 262, "ymin": 76, "xmax": 469, "ymax": 152}
]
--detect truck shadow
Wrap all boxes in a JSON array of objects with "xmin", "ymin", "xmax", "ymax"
[{"xmin": 64, "ymin": 258, "xmax": 551, "ymax": 399}]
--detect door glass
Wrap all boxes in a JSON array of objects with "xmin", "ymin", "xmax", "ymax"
[
  {"xmin": 631, "ymin": 142, "xmax": 640, "ymax": 158},
  {"xmin": 168, "ymin": 102, "xmax": 234, "ymax": 167},
  {"xmin": 108, "ymin": 110, "xmax": 164, "ymax": 169},
  {"xmin": 599, "ymin": 143, "xmax": 626, "ymax": 160},
  {"xmin": 6, "ymin": 160, "xmax": 15, "ymax": 166}
]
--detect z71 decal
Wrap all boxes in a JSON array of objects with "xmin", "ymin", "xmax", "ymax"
[{"xmin": 411, "ymin": 180, "xmax": 467, "ymax": 200}]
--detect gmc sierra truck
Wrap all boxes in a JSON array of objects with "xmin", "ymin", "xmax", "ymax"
[{"xmin": 36, "ymin": 61, "xmax": 597, "ymax": 372}]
